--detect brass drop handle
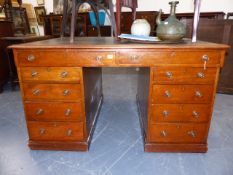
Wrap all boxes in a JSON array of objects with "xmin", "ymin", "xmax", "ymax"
[
  {"xmin": 164, "ymin": 90, "xmax": 171, "ymax": 98},
  {"xmin": 27, "ymin": 54, "xmax": 35, "ymax": 62},
  {"xmin": 61, "ymin": 71, "xmax": 68, "ymax": 78},
  {"xmin": 162, "ymin": 110, "xmax": 169, "ymax": 117},
  {"xmin": 31, "ymin": 71, "xmax": 38, "ymax": 77},
  {"xmin": 32, "ymin": 89, "xmax": 40, "ymax": 96},
  {"xmin": 195, "ymin": 91, "xmax": 202, "ymax": 98},
  {"xmin": 202, "ymin": 54, "xmax": 209, "ymax": 62},
  {"xmin": 39, "ymin": 128, "xmax": 45, "ymax": 135},
  {"xmin": 197, "ymin": 72, "xmax": 205, "ymax": 78},
  {"xmin": 160, "ymin": 130, "xmax": 167, "ymax": 137},
  {"xmin": 36, "ymin": 108, "xmax": 44, "ymax": 115},
  {"xmin": 96, "ymin": 56, "xmax": 103, "ymax": 63},
  {"xmin": 67, "ymin": 129, "xmax": 72, "ymax": 136},
  {"xmin": 165, "ymin": 72, "xmax": 173, "ymax": 79},
  {"xmin": 131, "ymin": 55, "xmax": 139, "ymax": 62},
  {"xmin": 202, "ymin": 55, "xmax": 209, "ymax": 70},
  {"xmin": 188, "ymin": 131, "xmax": 196, "ymax": 138},
  {"xmin": 63, "ymin": 89, "xmax": 70, "ymax": 96},
  {"xmin": 65, "ymin": 109, "xmax": 72, "ymax": 116},
  {"xmin": 192, "ymin": 111, "xmax": 199, "ymax": 118}
]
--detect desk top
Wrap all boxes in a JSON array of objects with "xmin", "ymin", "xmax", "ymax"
[
  {"xmin": 1, "ymin": 35, "xmax": 54, "ymax": 42},
  {"xmin": 10, "ymin": 37, "xmax": 229, "ymax": 50}
]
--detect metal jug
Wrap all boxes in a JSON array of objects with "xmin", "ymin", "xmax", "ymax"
[{"xmin": 156, "ymin": 1, "xmax": 186, "ymax": 41}]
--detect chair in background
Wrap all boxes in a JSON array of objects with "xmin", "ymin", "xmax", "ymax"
[
  {"xmin": 61, "ymin": 0, "xmax": 116, "ymax": 42},
  {"xmin": 115, "ymin": 0, "xmax": 138, "ymax": 36},
  {"xmin": 227, "ymin": 12, "xmax": 233, "ymax": 19}
]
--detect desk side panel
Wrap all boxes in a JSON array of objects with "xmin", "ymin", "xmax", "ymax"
[
  {"xmin": 83, "ymin": 68, "xmax": 103, "ymax": 145},
  {"xmin": 137, "ymin": 68, "xmax": 150, "ymax": 142}
]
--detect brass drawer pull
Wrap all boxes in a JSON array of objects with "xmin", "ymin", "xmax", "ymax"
[
  {"xmin": 197, "ymin": 72, "xmax": 205, "ymax": 78},
  {"xmin": 36, "ymin": 108, "xmax": 44, "ymax": 115},
  {"xmin": 27, "ymin": 54, "xmax": 35, "ymax": 62},
  {"xmin": 67, "ymin": 129, "xmax": 72, "ymax": 136},
  {"xmin": 195, "ymin": 91, "xmax": 202, "ymax": 97},
  {"xmin": 96, "ymin": 56, "xmax": 103, "ymax": 63},
  {"xmin": 165, "ymin": 72, "xmax": 173, "ymax": 79},
  {"xmin": 130, "ymin": 55, "xmax": 139, "ymax": 62},
  {"xmin": 65, "ymin": 109, "xmax": 72, "ymax": 116},
  {"xmin": 202, "ymin": 54, "xmax": 209, "ymax": 62},
  {"xmin": 32, "ymin": 89, "xmax": 40, "ymax": 96},
  {"xmin": 192, "ymin": 111, "xmax": 199, "ymax": 118},
  {"xmin": 63, "ymin": 89, "xmax": 70, "ymax": 96},
  {"xmin": 31, "ymin": 71, "xmax": 38, "ymax": 77},
  {"xmin": 61, "ymin": 71, "xmax": 68, "ymax": 78},
  {"xmin": 164, "ymin": 90, "xmax": 171, "ymax": 98},
  {"xmin": 160, "ymin": 130, "xmax": 167, "ymax": 137},
  {"xmin": 187, "ymin": 131, "xmax": 196, "ymax": 138},
  {"xmin": 162, "ymin": 110, "xmax": 169, "ymax": 117},
  {"xmin": 39, "ymin": 128, "xmax": 45, "ymax": 135}
]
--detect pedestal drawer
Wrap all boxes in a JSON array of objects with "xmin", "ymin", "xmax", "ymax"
[
  {"xmin": 152, "ymin": 85, "xmax": 214, "ymax": 104},
  {"xmin": 28, "ymin": 121, "xmax": 84, "ymax": 141},
  {"xmin": 24, "ymin": 102, "xmax": 83, "ymax": 121},
  {"xmin": 20, "ymin": 67, "xmax": 82, "ymax": 83},
  {"xmin": 149, "ymin": 123, "xmax": 208, "ymax": 143},
  {"xmin": 152, "ymin": 67, "xmax": 217, "ymax": 84},
  {"xmin": 151, "ymin": 104, "xmax": 211, "ymax": 123},
  {"xmin": 23, "ymin": 83, "xmax": 82, "ymax": 101}
]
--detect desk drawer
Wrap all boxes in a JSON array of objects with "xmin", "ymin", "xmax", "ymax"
[
  {"xmin": 152, "ymin": 85, "xmax": 214, "ymax": 104},
  {"xmin": 152, "ymin": 67, "xmax": 217, "ymax": 84},
  {"xmin": 23, "ymin": 83, "xmax": 82, "ymax": 101},
  {"xmin": 151, "ymin": 104, "xmax": 211, "ymax": 123},
  {"xmin": 24, "ymin": 102, "xmax": 83, "ymax": 122},
  {"xmin": 117, "ymin": 51, "xmax": 220, "ymax": 66},
  {"xmin": 149, "ymin": 123, "xmax": 208, "ymax": 143},
  {"xmin": 16, "ymin": 50, "xmax": 115, "ymax": 66},
  {"xmin": 28, "ymin": 121, "xmax": 84, "ymax": 141},
  {"xmin": 16, "ymin": 50, "xmax": 67, "ymax": 66},
  {"xmin": 20, "ymin": 67, "xmax": 82, "ymax": 83},
  {"xmin": 68, "ymin": 51, "xmax": 116, "ymax": 66}
]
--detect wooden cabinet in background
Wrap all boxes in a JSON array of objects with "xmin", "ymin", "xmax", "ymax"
[
  {"xmin": 87, "ymin": 26, "xmax": 111, "ymax": 36},
  {"xmin": 118, "ymin": 11, "xmax": 158, "ymax": 35},
  {"xmin": 181, "ymin": 19, "xmax": 233, "ymax": 94},
  {"xmin": 42, "ymin": 13, "xmax": 88, "ymax": 36},
  {"xmin": 42, "ymin": 11, "xmax": 158, "ymax": 37},
  {"xmin": 0, "ymin": 21, "xmax": 14, "ymax": 92},
  {"xmin": 161, "ymin": 11, "xmax": 225, "ymax": 20}
]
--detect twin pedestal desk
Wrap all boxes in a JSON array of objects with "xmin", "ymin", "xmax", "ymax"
[{"xmin": 11, "ymin": 37, "xmax": 228, "ymax": 152}]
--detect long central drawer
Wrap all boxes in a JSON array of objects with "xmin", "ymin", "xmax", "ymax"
[{"xmin": 15, "ymin": 49, "xmax": 221, "ymax": 67}]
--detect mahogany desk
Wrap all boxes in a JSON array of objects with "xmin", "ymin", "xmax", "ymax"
[
  {"xmin": 1, "ymin": 35, "xmax": 54, "ymax": 90},
  {"xmin": 11, "ymin": 37, "xmax": 228, "ymax": 152}
]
